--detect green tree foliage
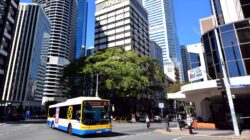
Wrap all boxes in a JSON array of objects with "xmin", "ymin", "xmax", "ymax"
[
  {"xmin": 63, "ymin": 47, "xmax": 165, "ymax": 98},
  {"xmin": 167, "ymin": 82, "xmax": 189, "ymax": 93}
]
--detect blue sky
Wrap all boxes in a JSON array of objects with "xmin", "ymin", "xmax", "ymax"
[{"xmin": 21, "ymin": 0, "xmax": 211, "ymax": 47}]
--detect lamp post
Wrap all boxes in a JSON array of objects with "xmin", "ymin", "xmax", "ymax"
[
  {"xmin": 95, "ymin": 73, "xmax": 100, "ymax": 97},
  {"xmin": 214, "ymin": 29, "xmax": 240, "ymax": 136}
]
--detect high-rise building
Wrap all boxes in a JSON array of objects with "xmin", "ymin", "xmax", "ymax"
[
  {"xmin": 95, "ymin": 0, "xmax": 149, "ymax": 56},
  {"xmin": 211, "ymin": 0, "xmax": 250, "ymax": 26},
  {"xmin": 141, "ymin": 0, "xmax": 178, "ymax": 66},
  {"xmin": 180, "ymin": 45, "xmax": 190, "ymax": 82},
  {"xmin": 149, "ymin": 41, "xmax": 163, "ymax": 68},
  {"xmin": 1, "ymin": 3, "xmax": 51, "ymax": 109},
  {"xmin": 33, "ymin": 0, "xmax": 78, "ymax": 103},
  {"xmin": 169, "ymin": 0, "xmax": 250, "ymax": 127},
  {"xmin": 76, "ymin": 0, "xmax": 88, "ymax": 59},
  {"xmin": 0, "ymin": 0, "xmax": 19, "ymax": 106}
]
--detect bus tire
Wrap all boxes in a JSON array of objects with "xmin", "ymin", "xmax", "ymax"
[
  {"xmin": 51, "ymin": 121, "xmax": 55, "ymax": 129},
  {"xmin": 68, "ymin": 124, "xmax": 72, "ymax": 135}
]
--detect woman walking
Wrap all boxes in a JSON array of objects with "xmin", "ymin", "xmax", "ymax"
[{"xmin": 186, "ymin": 114, "xmax": 194, "ymax": 134}]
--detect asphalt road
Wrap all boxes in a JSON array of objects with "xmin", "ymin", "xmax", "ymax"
[{"xmin": 0, "ymin": 120, "xmax": 218, "ymax": 140}]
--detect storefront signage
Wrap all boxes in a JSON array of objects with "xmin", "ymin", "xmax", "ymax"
[
  {"xmin": 103, "ymin": 0, "xmax": 121, "ymax": 8},
  {"xmin": 188, "ymin": 66, "xmax": 204, "ymax": 82}
]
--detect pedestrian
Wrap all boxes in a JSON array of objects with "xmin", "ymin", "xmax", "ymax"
[
  {"xmin": 25, "ymin": 110, "xmax": 30, "ymax": 119},
  {"xmin": 165, "ymin": 115, "xmax": 171, "ymax": 132},
  {"xmin": 177, "ymin": 114, "xmax": 183, "ymax": 131},
  {"xmin": 186, "ymin": 114, "xmax": 194, "ymax": 134},
  {"xmin": 146, "ymin": 115, "xmax": 150, "ymax": 128}
]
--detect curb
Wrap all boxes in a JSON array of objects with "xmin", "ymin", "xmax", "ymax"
[
  {"xmin": 0, "ymin": 123, "xmax": 6, "ymax": 126},
  {"xmin": 155, "ymin": 129, "xmax": 250, "ymax": 140}
]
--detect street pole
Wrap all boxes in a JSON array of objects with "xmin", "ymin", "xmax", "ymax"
[
  {"xmin": 214, "ymin": 29, "xmax": 240, "ymax": 136},
  {"xmin": 95, "ymin": 74, "xmax": 99, "ymax": 97},
  {"xmin": 161, "ymin": 108, "xmax": 163, "ymax": 122}
]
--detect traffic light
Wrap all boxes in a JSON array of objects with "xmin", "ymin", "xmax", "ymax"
[{"xmin": 216, "ymin": 79, "xmax": 225, "ymax": 91}]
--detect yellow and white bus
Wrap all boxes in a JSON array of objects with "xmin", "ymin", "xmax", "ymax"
[{"xmin": 47, "ymin": 97, "xmax": 112, "ymax": 135}]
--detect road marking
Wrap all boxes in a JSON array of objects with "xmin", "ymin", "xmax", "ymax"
[{"xmin": 172, "ymin": 136, "xmax": 184, "ymax": 140}]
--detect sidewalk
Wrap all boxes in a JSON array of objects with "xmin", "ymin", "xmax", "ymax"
[{"xmin": 156, "ymin": 128, "xmax": 250, "ymax": 140}]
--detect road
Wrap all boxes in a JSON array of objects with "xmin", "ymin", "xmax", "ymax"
[{"xmin": 0, "ymin": 120, "xmax": 218, "ymax": 140}]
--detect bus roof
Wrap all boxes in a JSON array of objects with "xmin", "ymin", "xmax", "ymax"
[{"xmin": 49, "ymin": 96, "xmax": 108, "ymax": 108}]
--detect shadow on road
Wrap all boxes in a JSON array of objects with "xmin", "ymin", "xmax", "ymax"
[
  {"xmin": 80, "ymin": 132, "xmax": 128, "ymax": 138},
  {"xmin": 5, "ymin": 119, "xmax": 47, "ymax": 125}
]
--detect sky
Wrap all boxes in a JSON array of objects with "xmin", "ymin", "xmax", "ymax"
[{"xmin": 21, "ymin": 0, "xmax": 212, "ymax": 48}]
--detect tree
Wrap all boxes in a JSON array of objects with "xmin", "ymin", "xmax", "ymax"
[{"xmin": 62, "ymin": 47, "xmax": 166, "ymax": 114}]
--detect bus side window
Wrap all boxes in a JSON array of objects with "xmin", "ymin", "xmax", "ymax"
[
  {"xmin": 48, "ymin": 108, "xmax": 56, "ymax": 118},
  {"xmin": 72, "ymin": 105, "xmax": 81, "ymax": 120}
]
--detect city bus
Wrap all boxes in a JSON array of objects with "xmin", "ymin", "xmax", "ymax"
[{"xmin": 47, "ymin": 97, "xmax": 112, "ymax": 135}]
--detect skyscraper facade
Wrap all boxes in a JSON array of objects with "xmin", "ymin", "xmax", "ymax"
[
  {"xmin": 95, "ymin": 0, "xmax": 149, "ymax": 56},
  {"xmin": 141, "ymin": 0, "xmax": 178, "ymax": 64},
  {"xmin": 2, "ymin": 3, "xmax": 51, "ymax": 109},
  {"xmin": 180, "ymin": 45, "xmax": 189, "ymax": 82},
  {"xmin": 149, "ymin": 41, "xmax": 163, "ymax": 68},
  {"xmin": 33, "ymin": 0, "xmax": 78, "ymax": 103},
  {"xmin": 0, "ymin": 0, "xmax": 19, "ymax": 104},
  {"xmin": 76, "ymin": 0, "xmax": 88, "ymax": 59}
]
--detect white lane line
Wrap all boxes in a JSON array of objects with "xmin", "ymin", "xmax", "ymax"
[{"xmin": 172, "ymin": 136, "xmax": 184, "ymax": 140}]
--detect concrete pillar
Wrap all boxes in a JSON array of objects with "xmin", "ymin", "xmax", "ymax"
[{"xmin": 193, "ymin": 97, "xmax": 212, "ymax": 122}]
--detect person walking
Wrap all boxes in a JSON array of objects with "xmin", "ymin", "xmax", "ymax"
[
  {"xmin": 146, "ymin": 115, "xmax": 150, "ymax": 128},
  {"xmin": 165, "ymin": 115, "xmax": 171, "ymax": 132},
  {"xmin": 186, "ymin": 114, "xmax": 194, "ymax": 134},
  {"xmin": 177, "ymin": 114, "xmax": 183, "ymax": 131}
]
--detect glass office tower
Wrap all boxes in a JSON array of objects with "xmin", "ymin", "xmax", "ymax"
[
  {"xmin": 142, "ymin": 0, "xmax": 178, "ymax": 63},
  {"xmin": 76, "ymin": 0, "xmax": 88, "ymax": 59},
  {"xmin": 33, "ymin": 0, "xmax": 78, "ymax": 103},
  {"xmin": 2, "ymin": 3, "xmax": 51, "ymax": 109}
]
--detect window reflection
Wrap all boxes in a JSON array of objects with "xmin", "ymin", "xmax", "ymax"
[
  {"xmin": 227, "ymin": 60, "xmax": 245, "ymax": 77},
  {"xmin": 224, "ymin": 46, "xmax": 242, "ymax": 61},
  {"xmin": 221, "ymin": 31, "xmax": 238, "ymax": 47},
  {"xmin": 220, "ymin": 24, "xmax": 234, "ymax": 33}
]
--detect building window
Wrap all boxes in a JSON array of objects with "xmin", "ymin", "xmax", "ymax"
[
  {"xmin": 244, "ymin": 59, "xmax": 250, "ymax": 75},
  {"xmin": 223, "ymin": 46, "xmax": 242, "ymax": 61},
  {"xmin": 227, "ymin": 60, "xmax": 245, "ymax": 77},
  {"xmin": 240, "ymin": 0, "xmax": 250, "ymax": 18},
  {"xmin": 221, "ymin": 31, "xmax": 238, "ymax": 47},
  {"xmin": 240, "ymin": 44, "xmax": 250, "ymax": 59},
  {"xmin": 236, "ymin": 27, "xmax": 250, "ymax": 44}
]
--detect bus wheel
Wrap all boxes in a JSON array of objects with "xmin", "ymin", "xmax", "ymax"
[
  {"xmin": 68, "ymin": 124, "xmax": 72, "ymax": 135},
  {"xmin": 51, "ymin": 121, "xmax": 55, "ymax": 129}
]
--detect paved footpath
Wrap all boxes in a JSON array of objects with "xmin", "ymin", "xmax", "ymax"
[{"xmin": 156, "ymin": 128, "xmax": 250, "ymax": 140}]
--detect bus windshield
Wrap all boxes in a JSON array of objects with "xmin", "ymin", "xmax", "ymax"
[{"xmin": 82, "ymin": 101, "xmax": 111, "ymax": 125}]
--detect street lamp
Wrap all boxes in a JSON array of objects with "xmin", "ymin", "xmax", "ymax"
[
  {"xmin": 95, "ymin": 73, "xmax": 103, "ymax": 97},
  {"xmin": 214, "ymin": 29, "xmax": 240, "ymax": 136},
  {"xmin": 95, "ymin": 73, "xmax": 100, "ymax": 97}
]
